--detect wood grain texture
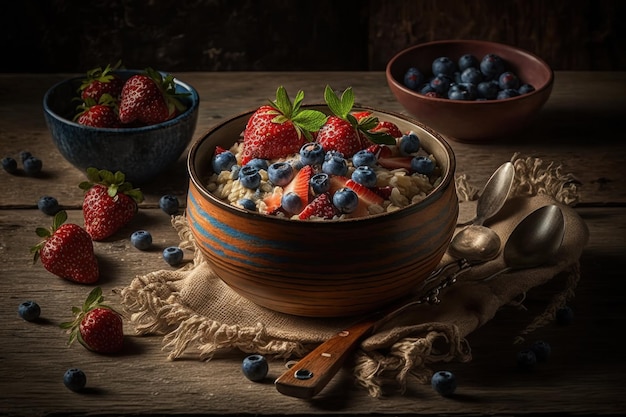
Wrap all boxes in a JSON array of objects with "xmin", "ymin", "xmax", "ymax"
[{"xmin": 1, "ymin": 71, "xmax": 626, "ymax": 416}]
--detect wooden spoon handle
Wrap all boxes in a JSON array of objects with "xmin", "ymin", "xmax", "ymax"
[{"xmin": 274, "ymin": 318, "xmax": 379, "ymax": 399}]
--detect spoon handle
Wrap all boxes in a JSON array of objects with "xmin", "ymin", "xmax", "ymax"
[{"xmin": 481, "ymin": 266, "xmax": 513, "ymax": 282}]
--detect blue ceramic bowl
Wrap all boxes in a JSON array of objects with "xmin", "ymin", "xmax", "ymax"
[{"xmin": 43, "ymin": 70, "xmax": 200, "ymax": 184}]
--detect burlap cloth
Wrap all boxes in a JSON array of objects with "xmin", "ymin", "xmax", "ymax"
[{"xmin": 117, "ymin": 153, "xmax": 588, "ymax": 397}]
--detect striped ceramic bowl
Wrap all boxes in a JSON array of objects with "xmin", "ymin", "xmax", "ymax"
[{"xmin": 186, "ymin": 105, "xmax": 458, "ymax": 317}]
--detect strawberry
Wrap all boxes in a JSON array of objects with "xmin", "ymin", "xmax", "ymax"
[
  {"xmin": 366, "ymin": 144, "xmax": 394, "ymax": 159},
  {"xmin": 74, "ymin": 95, "xmax": 121, "ymax": 128},
  {"xmin": 299, "ymin": 192, "xmax": 337, "ymax": 220},
  {"xmin": 241, "ymin": 86, "xmax": 327, "ymax": 165},
  {"xmin": 80, "ymin": 168, "xmax": 144, "ymax": 241},
  {"xmin": 79, "ymin": 61, "xmax": 124, "ymax": 102},
  {"xmin": 344, "ymin": 178, "xmax": 385, "ymax": 218},
  {"xmin": 282, "ymin": 164, "xmax": 313, "ymax": 212},
  {"xmin": 316, "ymin": 86, "xmax": 396, "ymax": 157},
  {"xmin": 31, "ymin": 211, "xmax": 99, "ymax": 284},
  {"xmin": 60, "ymin": 287, "xmax": 124, "ymax": 354},
  {"xmin": 354, "ymin": 111, "xmax": 403, "ymax": 138},
  {"xmin": 118, "ymin": 68, "xmax": 188, "ymax": 125},
  {"xmin": 377, "ymin": 156, "xmax": 413, "ymax": 172}
]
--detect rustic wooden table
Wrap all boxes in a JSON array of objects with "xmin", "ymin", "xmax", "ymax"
[{"xmin": 1, "ymin": 71, "xmax": 625, "ymax": 416}]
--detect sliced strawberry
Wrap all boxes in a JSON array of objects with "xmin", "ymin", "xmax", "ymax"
[
  {"xmin": 372, "ymin": 121, "xmax": 403, "ymax": 138},
  {"xmin": 328, "ymin": 175, "xmax": 350, "ymax": 195},
  {"xmin": 262, "ymin": 188, "xmax": 283, "ymax": 214},
  {"xmin": 214, "ymin": 145, "xmax": 229, "ymax": 155},
  {"xmin": 373, "ymin": 185, "xmax": 393, "ymax": 199},
  {"xmin": 282, "ymin": 165, "xmax": 312, "ymax": 211},
  {"xmin": 377, "ymin": 156, "xmax": 413, "ymax": 172},
  {"xmin": 298, "ymin": 192, "xmax": 338, "ymax": 220},
  {"xmin": 343, "ymin": 179, "xmax": 385, "ymax": 218},
  {"xmin": 366, "ymin": 144, "xmax": 394, "ymax": 159}
]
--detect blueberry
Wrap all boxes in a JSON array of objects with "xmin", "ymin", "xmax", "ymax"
[
  {"xmin": 411, "ymin": 156, "xmax": 435, "ymax": 175},
  {"xmin": 246, "ymin": 158, "xmax": 269, "ymax": 171},
  {"xmin": 322, "ymin": 153, "xmax": 348, "ymax": 176},
  {"xmin": 351, "ymin": 166, "xmax": 377, "ymax": 187},
  {"xmin": 267, "ymin": 162, "xmax": 294, "ymax": 186},
  {"xmin": 431, "ymin": 370, "xmax": 457, "ymax": 397},
  {"xmin": 429, "ymin": 74, "xmax": 453, "ymax": 95},
  {"xmin": 419, "ymin": 82, "xmax": 437, "ymax": 95},
  {"xmin": 241, "ymin": 354, "xmax": 268, "ymax": 382},
  {"xmin": 530, "ymin": 340, "xmax": 551, "ymax": 362},
  {"xmin": 310, "ymin": 172, "xmax": 330, "ymax": 195},
  {"xmin": 498, "ymin": 71, "xmax": 520, "ymax": 90},
  {"xmin": 23, "ymin": 156, "xmax": 42, "ymax": 176},
  {"xmin": 281, "ymin": 191, "xmax": 303, "ymax": 215},
  {"xmin": 18, "ymin": 301, "xmax": 41, "ymax": 321},
  {"xmin": 497, "ymin": 88, "xmax": 520, "ymax": 100},
  {"xmin": 403, "ymin": 67, "xmax": 424, "ymax": 90},
  {"xmin": 237, "ymin": 198, "xmax": 257, "ymax": 211},
  {"xmin": 398, "ymin": 133, "xmax": 420, "ymax": 155},
  {"xmin": 131, "ymin": 230, "xmax": 153, "ymax": 250},
  {"xmin": 556, "ymin": 305, "xmax": 574, "ymax": 325},
  {"xmin": 63, "ymin": 368, "xmax": 87, "ymax": 392},
  {"xmin": 238, "ymin": 165, "xmax": 261, "ymax": 189},
  {"xmin": 516, "ymin": 348, "xmax": 537, "ymax": 370},
  {"xmin": 332, "ymin": 187, "xmax": 359, "ymax": 214},
  {"xmin": 432, "ymin": 56, "xmax": 457, "ymax": 77},
  {"xmin": 352, "ymin": 149, "xmax": 377, "ymax": 167},
  {"xmin": 159, "ymin": 194, "xmax": 180, "ymax": 215},
  {"xmin": 518, "ymin": 83, "xmax": 536, "ymax": 95},
  {"xmin": 163, "ymin": 246, "xmax": 184, "ymax": 266},
  {"xmin": 448, "ymin": 83, "xmax": 477, "ymax": 101},
  {"xmin": 458, "ymin": 54, "xmax": 479, "ymax": 72},
  {"xmin": 460, "ymin": 67, "xmax": 483, "ymax": 85},
  {"xmin": 212, "ymin": 150, "xmax": 237, "ymax": 173},
  {"xmin": 2, "ymin": 156, "xmax": 18, "ymax": 174},
  {"xmin": 37, "ymin": 196, "xmax": 60, "ymax": 215},
  {"xmin": 480, "ymin": 53, "xmax": 506, "ymax": 80},
  {"xmin": 230, "ymin": 164, "xmax": 240, "ymax": 180},
  {"xmin": 477, "ymin": 80, "xmax": 500, "ymax": 100},
  {"xmin": 19, "ymin": 151, "xmax": 32, "ymax": 162},
  {"xmin": 299, "ymin": 142, "xmax": 325, "ymax": 166}
]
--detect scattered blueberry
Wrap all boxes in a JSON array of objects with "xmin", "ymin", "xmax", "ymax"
[
  {"xmin": 352, "ymin": 149, "xmax": 377, "ymax": 167},
  {"xmin": 238, "ymin": 165, "xmax": 261, "ymax": 189},
  {"xmin": 322, "ymin": 152, "xmax": 348, "ymax": 176},
  {"xmin": 131, "ymin": 230, "xmax": 153, "ymax": 251},
  {"xmin": 299, "ymin": 142, "xmax": 325, "ymax": 166},
  {"xmin": 241, "ymin": 354, "xmax": 268, "ymax": 382},
  {"xmin": 18, "ymin": 301, "xmax": 41, "ymax": 321},
  {"xmin": 212, "ymin": 150, "xmax": 237, "ymax": 173},
  {"xmin": 431, "ymin": 370, "xmax": 457, "ymax": 397},
  {"xmin": 403, "ymin": 67, "xmax": 424, "ymax": 90},
  {"xmin": 237, "ymin": 198, "xmax": 257, "ymax": 211},
  {"xmin": 351, "ymin": 165, "xmax": 377, "ymax": 187},
  {"xmin": 245, "ymin": 158, "xmax": 269, "ymax": 171},
  {"xmin": 163, "ymin": 246, "xmax": 184, "ymax": 266},
  {"xmin": 63, "ymin": 368, "xmax": 87, "ymax": 392},
  {"xmin": 267, "ymin": 162, "xmax": 294, "ymax": 186},
  {"xmin": 37, "ymin": 196, "xmax": 60, "ymax": 215},
  {"xmin": 23, "ymin": 156, "xmax": 42, "ymax": 176},
  {"xmin": 332, "ymin": 187, "xmax": 359, "ymax": 214},
  {"xmin": 432, "ymin": 56, "xmax": 457, "ymax": 77},
  {"xmin": 411, "ymin": 156, "xmax": 435, "ymax": 175},
  {"xmin": 159, "ymin": 194, "xmax": 180, "ymax": 215},
  {"xmin": 310, "ymin": 172, "xmax": 330, "ymax": 195},
  {"xmin": 19, "ymin": 151, "xmax": 32, "ymax": 162},
  {"xmin": 281, "ymin": 191, "xmax": 303, "ymax": 215},
  {"xmin": 516, "ymin": 348, "xmax": 537, "ymax": 370},
  {"xmin": 556, "ymin": 305, "xmax": 574, "ymax": 325},
  {"xmin": 398, "ymin": 133, "xmax": 420, "ymax": 155},
  {"xmin": 2, "ymin": 156, "xmax": 18, "ymax": 174},
  {"xmin": 530, "ymin": 340, "xmax": 551, "ymax": 362}
]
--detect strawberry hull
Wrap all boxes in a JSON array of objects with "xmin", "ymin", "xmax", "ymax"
[
  {"xmin": 186, "ymin": 105, "xmax": 458, "ymax": 318},
  {"xmin": 43, "ymin": 70, "xmax": 199, "ymax": 184}
]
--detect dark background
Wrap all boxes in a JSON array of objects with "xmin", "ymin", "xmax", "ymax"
[{"xmin": 2, "ymin": 0, "xmax": 624, "ymax": 73}]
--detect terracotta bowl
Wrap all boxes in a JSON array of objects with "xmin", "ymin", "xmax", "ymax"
[
  {"xmin": 186, "ymin": 105, "xmax": 458, "ymax": 318},
  {"xmin": 43, "ymin": 70, "xmax": 199, "ymax": 185},
  {"xmin": 386, "ymin": 39, "xmax": 553, "ymax": 142}
]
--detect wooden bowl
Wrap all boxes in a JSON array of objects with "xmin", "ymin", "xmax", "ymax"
[
  {"xmin": 386, "ymin": 39, "xmax": 553, "ymax": 142},
  {"xmin": 186, "ymin": 105, "xmax": 458, "ymax": 317}
]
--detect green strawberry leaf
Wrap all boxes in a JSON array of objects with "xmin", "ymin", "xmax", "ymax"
[
  {"xmin": 266, "ymin": 86, "xmax": 328, "ymax": 142},
  {"xmin": 324, "ymin": 85, "xmax": 354, "ymax": 119}
]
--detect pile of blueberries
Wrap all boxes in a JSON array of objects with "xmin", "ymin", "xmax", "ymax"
[{"xmin": 403, "ymin": 53, "xmax": 535, "ymax": 101}]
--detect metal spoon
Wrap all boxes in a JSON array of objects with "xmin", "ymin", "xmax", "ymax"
[
  {"xmin": 275, "ymin": 203, "xmax": 564, "ymax": 400},
  {"xmin": 481, "ymin": 204, "xmax": 565, "ymax": 282}
]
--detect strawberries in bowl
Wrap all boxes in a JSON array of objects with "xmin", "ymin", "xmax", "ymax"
[{"xmin": 43, "ymin": 64, "xmax": 199, "ymax": 184}]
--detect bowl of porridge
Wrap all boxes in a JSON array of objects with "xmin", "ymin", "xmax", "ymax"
[{"xmin": 186, "ymin": 104, "xmax": 458, "ymax": 317}]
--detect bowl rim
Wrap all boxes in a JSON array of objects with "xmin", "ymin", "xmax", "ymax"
[
  {"xmin": 42, "ymin": 69, "xmax": 200, "ymax": 132},
  {"xmin": 385, "ymin": 39, "xmax": 554, "ymax": 105},
  {"xmin": 187, "ymin": 104, "xmax": 457, "ymax": 225}
]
